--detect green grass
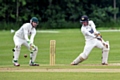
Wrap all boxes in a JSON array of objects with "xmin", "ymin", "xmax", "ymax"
[
  {"xmin": 0, "ymin": 72, "xmax": 120, "ymax": 80},
  {"xmin": 0, "ymin": 29, "xmax": 120, "ymax": 80}
]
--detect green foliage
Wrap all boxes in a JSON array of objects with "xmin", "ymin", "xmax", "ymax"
[
  {"xmin": 0, "ymin": 0, "xmax": 120, "ymax": 29},
  {"xmin": 0, "ymin": 22, "xmax": 21, "ymax": 30}
]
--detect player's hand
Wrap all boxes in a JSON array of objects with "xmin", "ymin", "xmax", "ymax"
[
  {"xmin": 94, "ymin": 32, "xmax": 101, "ymax": 37},
  {"xmin": 94, "ymin": 33, "xmax": 102, "ymax": 41},
  {"xmin": 30, "ymin": 43, "xmax": 35, "ymax": 49},
  {"xmin": 27, "ymin": 41, "xmax": 36, "ymax": 51},
  {"xmin": 27, "ymin": 40, "xmax": 31, "ymax": 45},
  {"xmin": 94, "ymin": 32, "xmax": 100, "ymax": 36}
]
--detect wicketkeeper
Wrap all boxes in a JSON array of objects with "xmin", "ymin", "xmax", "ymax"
[
  {"xmin": 12, "ymin": 17, "xmax": 39, "ymax": 66},
  {"xmin": 71, "ymin": 15, "xmax": 110, "ymax": 65}
]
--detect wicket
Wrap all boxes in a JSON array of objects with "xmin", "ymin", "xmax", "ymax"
[{"xmin": 50, "ymin": 40, "xmax": 56, "ymax": 65}]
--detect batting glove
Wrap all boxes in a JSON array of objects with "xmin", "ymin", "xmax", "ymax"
[{"xmin": 94, "ymin": 33, "xmax": 102, "ymax": 41}]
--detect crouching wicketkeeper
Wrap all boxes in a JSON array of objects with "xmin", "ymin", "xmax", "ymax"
[{"xmin": 12, "ymin": 17, "xmax": 39, "ymax": 66}]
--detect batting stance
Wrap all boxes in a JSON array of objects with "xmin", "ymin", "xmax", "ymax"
[
  {"xmin": 71, "ymin": 15, "xmax": 110, "ymax": 65},
  {"xmin": 12, "ymin": 17, "xmax": 39, "ymax": 66}
]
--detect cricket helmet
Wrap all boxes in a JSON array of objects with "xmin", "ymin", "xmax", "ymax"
[
  {"xmin": 30, "ymin": 17, "xmax": 39, "ymax": 23},
  {"xmin": 80, "ymin": 15, "xmax": 89, "ymax": 22}
]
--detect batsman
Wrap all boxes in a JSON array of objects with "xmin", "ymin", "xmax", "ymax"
[
  {"xmin": 71, "ymin": 15, "xmax": 110, "ymax": 65},
  {"xmin": 12, "ymin": 17, "xmax": 39, "ymax": 66}
]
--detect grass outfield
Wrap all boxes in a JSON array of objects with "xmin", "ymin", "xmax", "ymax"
[
  {"xmin": 0, "ymin": 29, "xmax": 120, "ymax": 80},
  {"xmin": 0, "ymin": 72, "xmax": 120, "ymax": 80}
]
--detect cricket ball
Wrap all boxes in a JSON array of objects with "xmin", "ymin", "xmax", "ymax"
[{"xmin": 24, "ymin": 54, "xmax": 27, "ymax": 58}]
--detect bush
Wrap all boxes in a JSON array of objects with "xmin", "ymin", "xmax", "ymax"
[
  {"xmin": 0, "ymin": 22, "xmax": 21, "ymax": 30},
  {"xmin": 39, "ymin": 21, "xmax": 80, "ymax": 29},
  {"xmin": 0, "ymin": 21, "xmax": 120, "ymax": 30}
]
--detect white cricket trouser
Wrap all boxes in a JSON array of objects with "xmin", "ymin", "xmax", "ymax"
[
  {"xmin": 13, "ymin": 35, "xmax": 29, "ymax": 61},
  {"xmin": 72, "ymin": 38, "xmax": 109, "ymax": 64},
  {"xmin": 80, "ymin": 38, "xmax": 104, "ymax": 59},
  {"xmin": 13, "ymin": 35, "xmax": 29, "ymax": 49},
  {"xmin": 13, "ymin": 35, "xmax": 38, "ymax": 63}
]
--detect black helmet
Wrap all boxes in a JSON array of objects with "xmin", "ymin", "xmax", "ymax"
[{"xmin": 80, "ymin": 15, "xmax": 89, "ymax": 22}]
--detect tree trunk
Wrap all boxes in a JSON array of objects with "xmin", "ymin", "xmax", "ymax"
[
  {"xmin": 113, "ymin": 0, "xmax": 116, "ymax": 22},
  {"xmin": 16, "ymin": 0, "xmax": 19, "ymax": 22}
]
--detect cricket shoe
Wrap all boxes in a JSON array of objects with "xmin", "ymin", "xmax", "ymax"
[
  {"xmin": 29, "ymin": 62, "xmax": 39, "ymax": 66},
  {"xmin": 12, "ymin": 60, "xmax": 20, "ymax": 67},
  {"xmin": 102, "ymin": 63, "xmax": 108, "ymax": 65},
  {"xmin": 70, "ymin": 62, "xmax": 78, "ymax": 65},
  {"xmin": 14, "ymin": 62, "xmax": 20, "ymax": 67}
]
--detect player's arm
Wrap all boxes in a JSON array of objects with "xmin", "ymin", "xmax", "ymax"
[
  {"xmin": 82, "ymin": 29, "xmax": 96, "ymax": 38},
  {"xmin": 30, "ymin": 30, "xmax": 36, "ymax": 44},
  {"xmin": 89, "ymin": 20, "xmax": 102, "ymax": 40},
  {"xmin": 28, "ymin": 30, "xmax": 37, "ymax": 51},
  {"xmin": 86, "ymin": 31, "xmax": 96, "ymax": 37},
  {"xmin": 89, "ymin": 20, "xmax": 97, "ymax": 32},
  {"xmin": 22, "ymin": 24, "xmax": 34, "ymax": 48},
  {"xmin": 22, "ymin": 24, "xmax": 30, "ymax": 41}
]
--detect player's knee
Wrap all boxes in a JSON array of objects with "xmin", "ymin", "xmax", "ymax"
[
  {"xmin": 80, "ymin": 53, "xmax": 88, "ymax": 60},
  {"xmin": 103, "ymin": 41, "xmax": 110, "ymax": 51},
  {"xmin": 103, "ymin": 46, "xmax": 110, "ymax": 51},
  {"xmin": 13, "ymin": 45, "xmax": 21, "ymax": 52}
]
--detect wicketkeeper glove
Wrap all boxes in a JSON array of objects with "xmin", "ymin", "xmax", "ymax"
[{"xmin": 27, "ymin": 40, "xmax": 36, "ymax": 51}]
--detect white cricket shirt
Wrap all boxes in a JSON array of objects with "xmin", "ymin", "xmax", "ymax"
[
  {"xmin": 81, "ymin": 20, "xmax": 97, "ymax": 41},
  {"xmin": 15, "ymin": 23, "xmax": 36, "ymax": 43}
]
